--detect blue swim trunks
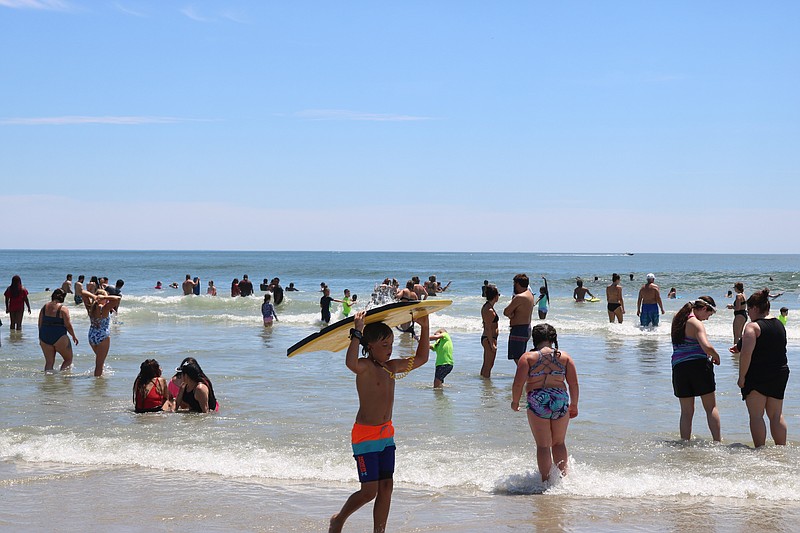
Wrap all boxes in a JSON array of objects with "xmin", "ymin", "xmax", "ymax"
[
  {"xmin": 508, "ymin": 324, "xmax": 531, "ymax": 361},
  {"xmin": 352, "ymin": 421, "xmax": 396, "ymax": 482},
  {"xmin": 640, "ymin": 303, "xmax": 660, "ymax": 327}
]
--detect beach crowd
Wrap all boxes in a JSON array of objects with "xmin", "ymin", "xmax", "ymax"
[{"xmin": 3, "ymin": 269, "xmax": 791, "ymax": 533}]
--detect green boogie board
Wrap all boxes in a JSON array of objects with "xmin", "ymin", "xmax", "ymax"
[{"xmin": 286, "ymin": 300, "xmax": 452, "ymax": 357}]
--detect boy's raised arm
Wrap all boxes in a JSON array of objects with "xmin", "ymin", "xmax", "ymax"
[
  {"xmin": 410, "ymin": 314, "xmax": 430, "ymax": 370},
  {"xmin": 345, "ymin": 311, "xmax": 367, "ymax": 374}
]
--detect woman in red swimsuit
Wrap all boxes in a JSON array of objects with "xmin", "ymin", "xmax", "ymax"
[
  {"xmin": 132, "ymin": 359, "xmax": 174, "ymax": 413},
  {"xmin": 4, "ymin": 275, "xmax": 31, "ymax": 331}
]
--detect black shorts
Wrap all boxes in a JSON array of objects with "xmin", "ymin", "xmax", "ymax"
[
  {"xmin": 672, "ymin": 358, "xmax": 716, "ymax": 398},
  {"xmin": 742, "ymin": 366, "xmax": 790, "ymax": 400},
  {"xmin": 435, "ymin": 364, "xmax": 453, "ymax": 382}
]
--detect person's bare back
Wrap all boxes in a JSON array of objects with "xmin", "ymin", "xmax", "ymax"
[{"xmin": 639, "ymin": 283, "xmax": 661, "ymax": 305}]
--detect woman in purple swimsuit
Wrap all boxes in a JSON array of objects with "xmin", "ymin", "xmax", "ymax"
[{"xmin": 511, "ymin": 324, "xmax": 579, "ymax": 482}]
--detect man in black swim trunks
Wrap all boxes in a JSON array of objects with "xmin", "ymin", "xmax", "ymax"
[{"xmin": 606, "ymin": 273, "xmax": 625, "ymax": 323}]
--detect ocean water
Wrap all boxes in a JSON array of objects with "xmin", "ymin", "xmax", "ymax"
[{"xmin": 1, "ymin": 251, "xmax": 799, "ymax": 532}]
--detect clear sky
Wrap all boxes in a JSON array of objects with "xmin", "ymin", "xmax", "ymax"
[{"xmin": 1, "ymin": 1, "xmax": 798, "ymax": 252}]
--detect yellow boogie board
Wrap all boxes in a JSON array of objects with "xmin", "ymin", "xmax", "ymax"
[{"xmin": 286, "ymin": 300, "xmax": 452, "ymax": 357}]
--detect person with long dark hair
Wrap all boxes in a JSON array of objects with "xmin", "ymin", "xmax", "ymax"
[
  {"xmin": 38, "ymin": 288, "xmax": 79, "ymax": 372},
  {"xmin": 4, "ymin": 275, "xmax": 31, "ymax": 331},
  {"xmin": 175, "ymin": 359, "xmax": 217, "ymax": 413},
  {"xmin": 670, "ymin": 296, "xmax": 721, "ymax": 442},
  {"xmin": 511, "ymin": 323, "xmax": 579, "ymax": 482},
  {"xmin": 731, "ymin": 288, "xmax": 789, "ymax": 447},
  {"xmin": 480, "ymin": 284, "xmax": 500, "ymax": 378},
  {"xmin": 133, "ymin": 359, "xmax": 174, "ymax": 413}
]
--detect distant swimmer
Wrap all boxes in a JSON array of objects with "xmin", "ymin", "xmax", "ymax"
[
  {"xmin": 74, "ymin": 275, "xmax": 85, "ymax": 304},
  {"xmin": 239, "ymin": 275, "xmax": 254, "ymax": 297},
  {"xmin": 424, "ymin": 276, "xmax": 438, "ymax": 296},
  {"xmin": 341, "ymin": 289, "xmax": 354, "ymax": 317},
  {"xmin": 606, "ymin": 273, "xmax": 625, "ymax": 323},
  {"xmin": 503, "ymin": 273, "xmax": 534, "ymax": 365},
  {"xmin": 4, "ymin": 275, "xmax": 31, "ymax": 331},
  {"xmin": 481, "ymin": 279, "xmax": 490, "ymax": 297},
  {"xmin": 778, "ymin": 307, "xmax": 789, "ymax": 326},
  {"xmin": 169, "ymin": 282, "xmax": 179, "ymax": 289},
  {"xmin": 61, "ymin": 274, "xmax": 73, "ymax": 296},
  {"xmin": 286, "ymin": 282, "xmax": 298, "ymax": 292},
  {"xmin": 396, "ymin": 280, "xmax": 418, "ymax": 302},
  {"xmin": 270, "ymin": 278, "xmax": 284, "ymax": 305},
  {"xmin": 535, "ymin": 279, "xmax": 549, "ymax": 320},
  {"xmin": 260, "ymin": 278, "xmax": 270, "ymax": 292},
  {"xmin": 207, "ymin": 280, "xmax": 217, "ymax": 296},
  {"xmin": 231, "ymin": 278, "xmax": 240, "ymax": 297},
  {"xmin": 182, "ymin": 275, "xmax": 195, "ymax": 295},
  {"xmin": 320, "ymin": 287, "xmax": 341, "ymax": 325},
  {"xmin": 154, "ymin": 281, "xmax": 163, "ymax": 290},
  {"xmin": 412, "ymin": 276, "xmax": 428, "ymax": 300},
  {"xmin": 573, "ymin": 278, "xmax": 594, "ymax": 303},
  {"xmin": 637, "ymin": 273, "xmax": 665, "ymax": 327},
  {"xmin": 629, "ymin": 273, "xmax": 635, "ymax": 281},
  {"xmin": 261, "ymin": 293, "xmax": 278, "ymax": 326},
  {"xmin": 668, "ymin": 287, "xmax": 677, "ymax": 299},
  {"xmin": 429, "ymin": 328, "xmax": 454, "ymax": 388},
  {"xmin": 395, "ymin": 281, "xmax": 418, "ymax": 336}
]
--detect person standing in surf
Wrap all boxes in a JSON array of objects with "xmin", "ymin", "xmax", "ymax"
[
  {"xmin": 511, "ymin": 323, "xmax": 579, "ymax": 482},
  {"xmin": 503, "ymin": 273, "xmax": 534, "ymax": 365},
  {"xmin": 480, "ymin": 284, "xmax": 500, "ymax": 378},
  {"xmin": 573, "ymin": 278, "xmax": 594, "ymax": 302},
  {"xmin": 329, "ymin": 310, "xmax": 430, "ymax": 533},
  {"xmin": 637, "ymin": 273, "xmax": 665, "ymax": 327},
  {"xmin": 670, "ymin": 297, "xmax": 722, "ymax": 442},
  {"xmin": 535, "ymin": 278, "xmax": 549, "ymax": 320},
  {"xmin": 727, "ymin": 282, "xmax": 747, "ymax": 344},
  {"xmin": 731, "ymin": 288, "xmax": 789, "ymax": 447},
  {"xmin": 606, "ymin": 273, "xmax": 625, "ymax": 323}
]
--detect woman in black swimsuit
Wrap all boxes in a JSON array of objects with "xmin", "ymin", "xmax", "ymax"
[
  {"xmin": 731, "ymin": 288, "xmax": 789, "ymax": 447},
  {"xmin": 727, "ymin": 282, "xmax": 747, "ymax": 344},
  {"xmin": 176, "ymin": 359, "xmax": 217, "ymax": 413},
  {"xmin": 480, "ymin": 285, "xmax": 500, "ymax": 378},
  {"xmin": 38, "ymin": 288, "xmax": 79, "ymax": 372}
]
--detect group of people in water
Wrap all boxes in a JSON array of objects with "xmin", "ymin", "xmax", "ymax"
[
  {"xmin": 2, "ymin": 269, "xmax": 794, "ymax": 533},
  {"xmin": 477, "ymin": 273, "xmax": 790, "ymax": 496}
]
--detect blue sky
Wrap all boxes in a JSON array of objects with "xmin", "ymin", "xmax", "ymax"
[{"xmin": 1, "ymin": 1, "xmax": 798, "ymax": 252}]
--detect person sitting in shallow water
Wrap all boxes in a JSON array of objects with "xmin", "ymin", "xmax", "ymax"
[
  {"xmin": 175, "ymin": 359, "xmax": 218, "ymax": 413},
  {"xmin": 133, "ymin": 359, "xmax": 175, "ymax": 413}
]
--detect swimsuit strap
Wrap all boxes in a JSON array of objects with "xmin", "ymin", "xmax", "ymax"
[{"xmin": 528, "ymin": 348, "xmax": 566, "ymax": 377}]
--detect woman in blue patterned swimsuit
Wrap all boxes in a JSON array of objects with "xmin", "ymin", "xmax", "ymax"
[
  {"xmin": 82, "ymin": 289, "xmax": 121, "ymax": 377},
  {"xmin": 511, "ymin": 324, "xmax": 579, "ymax": 482}
]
